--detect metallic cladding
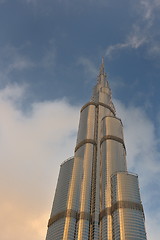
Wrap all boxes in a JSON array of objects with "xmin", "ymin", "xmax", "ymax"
[{"xmin": 46, "ymin": 61, "xmax": 147, "ymax": 240}]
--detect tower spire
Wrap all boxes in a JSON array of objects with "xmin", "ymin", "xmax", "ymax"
[
  {"xmin": 98, "ymin": 57, "xmax": 106, "ymax": 85},
  {"xmin": 100, "ymin": 56, "xmax": 105, "ymax": 75}
]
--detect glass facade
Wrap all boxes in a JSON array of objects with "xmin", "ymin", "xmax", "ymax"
[
  {"xmin": 46, "ymin": 157, "xmax": 74, "ymax": 240},
  {"xmin": 46, "ymin": 60, "xmax": 147, "ymax": 240},
  {"xmin": 111, "ymin": 172, "xmax": 146, "ymax": 240}
]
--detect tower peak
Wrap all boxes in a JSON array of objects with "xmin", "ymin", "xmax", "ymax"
[
  {"xmin": 99, "ymin": 57, "xmax": 105, "ymax": 75},
  {"xmin": 98, "ymin": 57, "xmax": 107, "ymax": 85}
]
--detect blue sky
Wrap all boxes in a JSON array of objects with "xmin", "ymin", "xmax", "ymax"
[{"xmin": 0, "ymin": 0, "xmax": 160, "ymax": 239}]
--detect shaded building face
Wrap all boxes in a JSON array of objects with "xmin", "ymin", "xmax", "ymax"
[{"xmin": 46, "ymin": 60, "xmax": 147, "ymax": 240}]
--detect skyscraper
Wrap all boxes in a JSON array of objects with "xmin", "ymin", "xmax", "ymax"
[{"xmin": 46, "ymin": 59, "xmax": 147, "ymax": 240}]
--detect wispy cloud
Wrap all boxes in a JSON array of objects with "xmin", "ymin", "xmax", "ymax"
[
  {"xmin": 23, "ymin": 0, "xmax": 40, "ymax": 3},
  {"xmin": 41, "ymin": 40, "xmax": 56, "ymax": 69},
  {"xmin": 0, "ymin": 45, "xmax": 35, "ymax": 83},
  {"xmin": 138, "ymin": 0, "xmax": 160, "ymax": 59},
  {"xmin": 0, "ymin": 42, "xmax": 57, "ymax": 85},
  {"xmin": 105, "ymin": 25, "xmax": 148, "ymax": 58},
  {"xmin": 105, "ymin": 0, "xmax": 160, "ymax": 59},
  {"xmin": 139, "ymin": 0, "xmax": 160, "ymax": 21},
  {"xmin": 77, "ymin": 57, "xmax": 98, "ymax": 79}
]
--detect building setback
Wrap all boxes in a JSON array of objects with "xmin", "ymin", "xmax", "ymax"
[{"xmin": 46, "ymin": 59, "xmax": 147, "ymax": 240}]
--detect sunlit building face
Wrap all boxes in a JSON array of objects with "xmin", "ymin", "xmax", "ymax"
[{"xmin": 46, "ymin": 59, "xmax": 147, "ymax": 240}]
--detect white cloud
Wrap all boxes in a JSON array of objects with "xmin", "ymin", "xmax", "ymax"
[
  {"xmin": 0, "ymin": 84, "xmax": 79, "ymax": 240},
  {"xmin": 115, "ymin": 98, "xmax": 160, "ymax": 179},
  {"xmin": 114, "ymin": 99, "xmax": 160, "ymax": 240},
  {"xmin": 0, "ymin": 83, "xmax": 26, "ymax": 101}
]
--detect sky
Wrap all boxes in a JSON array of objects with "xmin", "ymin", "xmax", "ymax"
[{"xmin": 0, "ymin": 0, "xmax": 160, "ymax": 239}]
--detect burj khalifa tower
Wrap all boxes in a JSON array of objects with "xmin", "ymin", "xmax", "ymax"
[{"xmin": 46, "ymin": 59, "xmax": 147, "ymax": 240}]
